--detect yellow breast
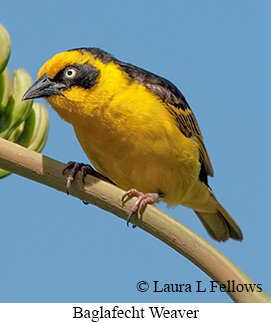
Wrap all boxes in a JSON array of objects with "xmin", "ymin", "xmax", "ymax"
[{"xmin": 46, "ymin": 58, "xmax": 200, "ymax": 205}]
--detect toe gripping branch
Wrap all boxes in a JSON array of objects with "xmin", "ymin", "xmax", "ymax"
[
  {"xmin": 62, "ymin": 161, "xmax": 114, "ymax": 194},
  {"xmin": 122, "ymin": 188, "xmax": 159, "ymax": 226},
  {"xmin": 62, "ymin": 162, "xmax": 159, "ymax": 227}
]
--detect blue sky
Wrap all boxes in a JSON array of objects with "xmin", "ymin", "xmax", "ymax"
[{"xmin": 1, "ymin": 0, "xmax": 270, "ymax": 302}]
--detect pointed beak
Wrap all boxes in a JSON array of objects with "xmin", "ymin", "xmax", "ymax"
[{"xmin": 22, "ymin": 74, "xmax": 66, "ymax": 100}]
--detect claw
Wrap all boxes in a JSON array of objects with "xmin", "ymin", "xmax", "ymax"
[
  {"xmin": 122, "ymin": 188, "xmax": 159, "ymax": 225},
  {"xmin": 121, "ymin": 188, "xmax": 143, "ymax": 203},
  {"xmin": 62, "ymin": 161, "xmax": 114, "ymax": 194},
  {"xmin": 62, "ymin": 162, "xmax": 81, "ymax": 194}
]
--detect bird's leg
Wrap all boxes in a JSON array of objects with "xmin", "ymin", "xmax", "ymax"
[
  {"xmin": 122, "ymin": 188, "xmax": 160, "ymax": 225},
  {"xmin": 62, "ymin": 161, "xmax": 114, "ymax": 194}
]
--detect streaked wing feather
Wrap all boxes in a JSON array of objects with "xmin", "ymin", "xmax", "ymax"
[
  {"xmin": 117, "ymin": 60, "xmax": 214, "ymax": 179},
  {"xmin": 166, "ymin": 103, "xmax": 214, "ymax": 179}
]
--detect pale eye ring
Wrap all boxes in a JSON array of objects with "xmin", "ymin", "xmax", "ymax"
[{"xmin": 65, "ymin": 67, "xmax": 77, "ymax": 79}]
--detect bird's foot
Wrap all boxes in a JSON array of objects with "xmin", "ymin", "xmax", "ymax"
[
  {"xmin": 122, "ymin": 188, "xmax": 159, "ymax": 225},
  {"xmin": 62, "ymin": 161, "xmax": 114, "ymax": 194}
]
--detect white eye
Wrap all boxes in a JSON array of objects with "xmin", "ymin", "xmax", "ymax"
[{"xmin": 65, "ymin": 67, "xmax": 77, "ymax": 79}]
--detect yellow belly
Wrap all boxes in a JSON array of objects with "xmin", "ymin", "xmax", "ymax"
[{"xmin": 73, "ymin": 109, "xmax": 200, "ymax": 206}]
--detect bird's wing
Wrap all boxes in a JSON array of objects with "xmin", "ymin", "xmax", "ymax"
[{"xmin": 117, "ymin": 60, "xmax": 214, "ymax": 181}]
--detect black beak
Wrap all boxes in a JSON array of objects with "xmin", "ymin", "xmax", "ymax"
[{"xmin": 22, "ymin": 74, "xmax": 66, "ymax": 100}]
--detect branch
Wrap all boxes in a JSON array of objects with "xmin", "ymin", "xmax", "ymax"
[{"xmin": 0, "ymin": 137, "xmax": 270, "ymax": 303}]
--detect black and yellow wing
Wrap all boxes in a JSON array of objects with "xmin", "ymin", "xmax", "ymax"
[{"xmin": 116, "ymin": 60, "xmax": 214, "ymax": 184}]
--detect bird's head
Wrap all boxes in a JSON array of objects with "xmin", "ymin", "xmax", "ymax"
[{"xmin": 22, "ymin": 48, "xmax": 120, "ymax": 120}]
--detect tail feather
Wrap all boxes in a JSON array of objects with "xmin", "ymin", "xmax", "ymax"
[{"xmin": 195, "ymin": 203, "xmax": 243, "ymax": 242}]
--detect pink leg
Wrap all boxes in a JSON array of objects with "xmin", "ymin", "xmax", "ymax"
[{"xmin": 122, "ymin": 188, "xmax": 159, "ymax": 224}]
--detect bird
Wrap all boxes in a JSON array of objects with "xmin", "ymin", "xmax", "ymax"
[{"xmin": 23, "ymin": 47, "xmax": 243, "ymax": 242}]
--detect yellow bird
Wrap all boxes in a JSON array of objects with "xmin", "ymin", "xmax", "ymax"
[{"xmin": 23, "ymin": 48, "xmax": 243, "ymax": 242}]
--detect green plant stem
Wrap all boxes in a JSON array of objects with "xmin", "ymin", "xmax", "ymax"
[{"xmin": 0, "ymin": 137, "xmax": 270, "ymax": 303}]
